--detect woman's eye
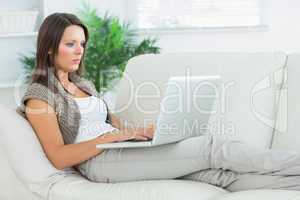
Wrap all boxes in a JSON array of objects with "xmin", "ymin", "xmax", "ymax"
[
  {"xmin": 66, "ymin": 43, "xmax": 74, "ymax": 47},
  {"xmin": 66, "ymin": 42, "xmax": 85, "ymax": 48}
]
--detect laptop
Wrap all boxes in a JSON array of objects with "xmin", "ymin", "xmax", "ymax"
[{"xmin": 96, "ymin": 75, "xmax": 221, "ymax": 149}]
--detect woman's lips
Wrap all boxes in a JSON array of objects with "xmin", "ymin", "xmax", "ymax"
[{"xmin": 72, "ymin": 59, "xmax": 81, "ymax": 64}]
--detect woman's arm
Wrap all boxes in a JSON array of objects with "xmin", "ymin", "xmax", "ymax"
[
  {"xmin": 109, "ymin": 112, "xmax": 156, "ymax": 134},
  {"xmin": 109, "ymin": 112, "xmax": 126, "ymax": 130},
  {"xmin": 25, "ymin": 99, "xmax": 154, "ymax": 170}
]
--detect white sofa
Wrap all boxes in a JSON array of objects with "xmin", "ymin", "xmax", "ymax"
[{"xmin": 1, "ymin": 52, "xmax": 300, "ymax": 200}]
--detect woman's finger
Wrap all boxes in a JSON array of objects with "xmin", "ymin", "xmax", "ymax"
[{"xmin": 133, "ymin": 134, "xmax": 150, "ymax": 141}]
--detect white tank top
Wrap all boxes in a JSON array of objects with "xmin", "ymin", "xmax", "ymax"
[{"xmin": 73, "ymin": 96, "xmax": 118, "ymax": 143}]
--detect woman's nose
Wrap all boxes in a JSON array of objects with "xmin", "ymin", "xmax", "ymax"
[{"xmin": 75, "ymin": 44, "xmax": 83, "ymax": 54}]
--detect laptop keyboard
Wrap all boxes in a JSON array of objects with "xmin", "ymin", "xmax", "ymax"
[{"xmin": 125, "ymin": 139, "xmax": 153, "ymax": 142}]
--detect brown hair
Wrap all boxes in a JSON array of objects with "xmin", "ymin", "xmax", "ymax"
[{"xmin": 31, "ymin": 13, "xmax": 89, "ymax": 86}]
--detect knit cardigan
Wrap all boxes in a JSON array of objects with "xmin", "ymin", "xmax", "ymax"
[{"xmin": 17, "ymin": 67, "xmax": 112, "ymax": 144}]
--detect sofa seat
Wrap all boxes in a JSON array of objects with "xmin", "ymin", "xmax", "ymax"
[
  {"xmin": 49, "ymin": 174, "xmax": 228, "ymax": 200},
  {"xmin": 49, "ymin": 174, "xmax": 300, "ymax": 200},
  {"xmin": 214, "ymin": 190, "xmax": 300, "ymax": 200}
]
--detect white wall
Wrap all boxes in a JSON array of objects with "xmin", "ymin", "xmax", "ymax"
[
  {"xmin": 147, "ymin": 0, "xmax": 300, "ymax": 53},
  {"xmin": 43, "ymin": 0, "xmax": 125, "ymax": 20},
  {"xmin": 34, "ymin": 0, "xmax": 300, "ymax": 54}
]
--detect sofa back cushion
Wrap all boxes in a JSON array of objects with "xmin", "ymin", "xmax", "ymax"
[
  {"xmin": 0, "ymin": 104, "xmax": 72, "ymax": 198},
  {"xmin": 272, "ymin": 53, "xmax": 300, "ymax": 151},
  {"xmin": 114, "ymin": 52, "xmax": 287, "ymax": 148}
]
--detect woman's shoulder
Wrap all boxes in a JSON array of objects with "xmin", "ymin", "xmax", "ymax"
[
  {"xmin": 26, "ymin": 82, "xmax": 51, "ymax": 93},
  {"xmin": 17, "ymin": 82, "xmax": 57, "ymax": 116},
  {"xmin": 23, "ymin": 82, "xmax": 57, "ymax": 101}
]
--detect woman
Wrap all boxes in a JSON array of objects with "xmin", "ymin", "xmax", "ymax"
[{"xmin": 19, "ymin": 13, "xmax": 300, "ymax": 190}]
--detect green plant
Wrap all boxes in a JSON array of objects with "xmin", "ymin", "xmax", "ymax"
[
  {"xmin": 20, "ymin": 2, "xmax": 160, "ymax": 93},
  {"xmin": 19, "ymin": 52, "xmax": 35, "ymax": 81}
]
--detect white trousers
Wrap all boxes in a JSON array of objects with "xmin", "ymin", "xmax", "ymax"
[{"xmin": 77, "ymin": 135, "xmax": 300, "ymax": 190}]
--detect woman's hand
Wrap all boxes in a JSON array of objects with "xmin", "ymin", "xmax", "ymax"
[
  {"xmin": 127, "ymin": 123, "xmax": 156, "ymax": 141},
  {"xmin": 98, "ymin": 124, "xmax": 156, "ymax": 143}
]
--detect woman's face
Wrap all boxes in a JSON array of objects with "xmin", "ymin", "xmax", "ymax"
[{"xmin": 53, "ymin": 25, "xmax": 86, "ymax": 73}]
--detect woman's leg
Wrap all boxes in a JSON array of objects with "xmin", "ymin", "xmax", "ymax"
[
  {"xmin": 77, "ymin": 135, "xmax": 300, "ymax": 183},
  {"xmin": 178, "ymin": 137, "xmax": 300, "ymax": 191},
  {"xmin": 77, "ymin": 135, "xmax": 213, "ymax": 183},
  {"xmin": 179, "ymin": 169, "xmax": 300, "ymax": 191},
  {"xmin": 209, "ymin": 137, "xmax": 300, "ymax": 176},
  {"xmin": 226, "ymin": 173, "xmax": 300, "ymax": 191},
  {"xmin": 178, "ymin": 169, "xmax": 239, "ymax": 188}
]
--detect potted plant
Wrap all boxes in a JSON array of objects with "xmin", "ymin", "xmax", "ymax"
[{"xmin": 19, "ymin": 2, "xmax": 160, "ymax": 94}]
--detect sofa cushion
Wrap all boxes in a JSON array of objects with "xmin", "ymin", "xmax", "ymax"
[
  {"xmin": 114, "ymin": 52, "xmax": 287, "ymax": 148},
  {"xmin": 50, "ymin": 174, "xmax": 228, "ymax": 200},
  {"xmin": 272, "ymin": 53, "xmax": 300, "ymax": 151},
  {"xmin": 0, "ymin": 104, "xmax": 74, "ymax": 199},
  {"xmin": 0, "ymin": 147, "xmax": 42, "ymax": 200}
]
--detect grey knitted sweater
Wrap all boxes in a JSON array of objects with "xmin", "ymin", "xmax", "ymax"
[{"xmin": 17, "ymin": 67, "xmax": 111, "ymax": 144}]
